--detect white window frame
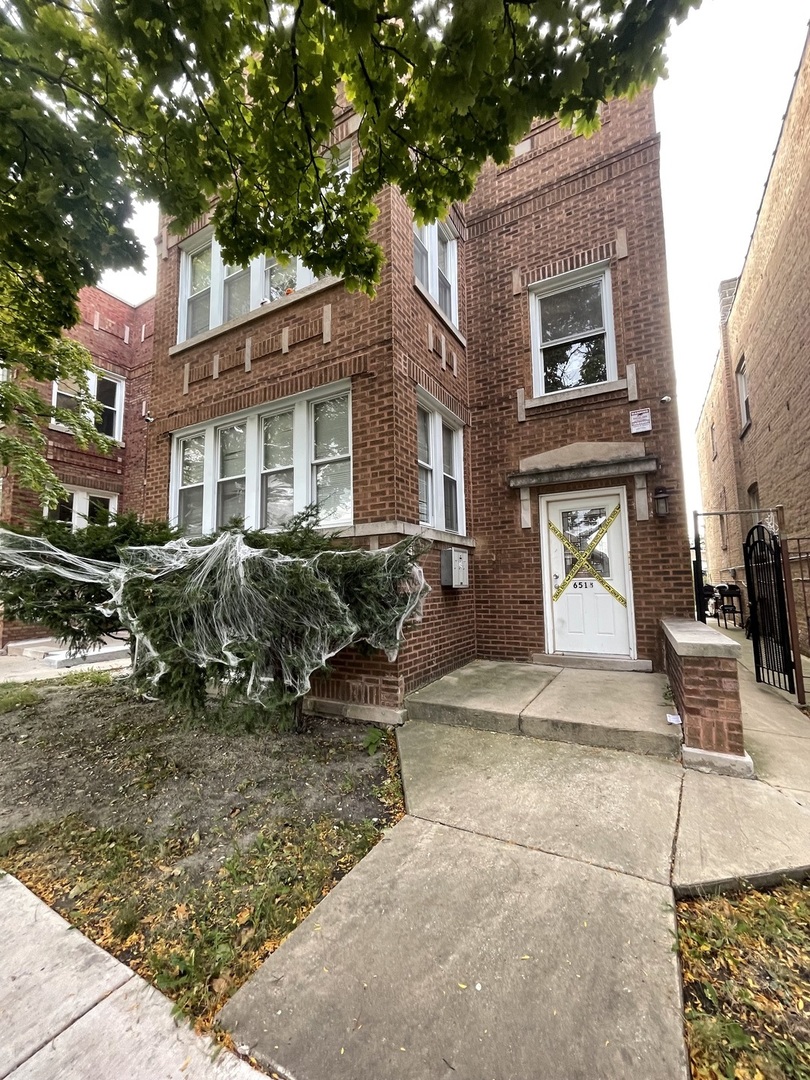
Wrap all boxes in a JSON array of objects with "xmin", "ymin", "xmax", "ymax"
[
  {"xmin": 416, "ymin": 391, "xmax": 465, "ymax": 535},
  {"xmin": 528, "ymin": 263, "xmax": 617, "ymax": 399},
  {"xmin": 44, "ymin": 488, "xmax": 119, "ymax": 532},
  {"xmin": 737, "ymin": 357, "xmax": 750, "ymax": 428},
  {"xmin": 412, "ymin": 220, "xmax": 459, "ymax": 326},
  {"xmin": 177, "ymin": 145, "xmax": 354, "ymax": 344},
  {"xmin": 169, "ymin": 382, "xmax": 353, "ymax": 534},
  {"xmin": 51, "ymin": 371, "xmax": 125, "ymax": 443}
]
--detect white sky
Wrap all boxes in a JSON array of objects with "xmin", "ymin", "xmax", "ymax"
[{"xmin": 99, "ymin": 3, "xmax": 810, "ymax": 517}]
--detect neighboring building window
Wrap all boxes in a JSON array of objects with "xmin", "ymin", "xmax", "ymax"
[
  {"xmin": 720, "ymin": 487, "xmax": 728, "ymax": 551},
  {"xmin": 416, "ymin": 399, "xmax": 465, "ymax": 533},
  {"xmin": 177, "ymin": 145, "xmax": 353, "ymax": 344},
  {"xmin": 529, "ymin": 265, "xmax": 617, "ymax": 397},
  {"xmin": 710, "ymin": 422, "xmax": 717, "ymax": 460},
  {"xmin": 737, "ymin": 357, "xmax": 750, "ymax": 428},
  {"xmin": 45, "ymin": 490, "xmax": 118, "ymax": 531},
  {"xmin": 170, "ymin": 386, "xmax": 352, "ymax": 534},
  {"xmin": 412, "ymin": 220, "xmax": 459, "ymax": 324},
  {"xmin": 748, "ymin": 482, "xmax": 760, "ymax": 527},
  {"xmin": 52, "ymin": 372, "xmax": 125, "ymax": 442}
]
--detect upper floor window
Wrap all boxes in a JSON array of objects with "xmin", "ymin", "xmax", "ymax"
[
  {"xmin": 177, "ymin": 143, "xmax": 352, "ymax": 344},
  {"xmin": 417, "ymin": 398, "xmax": 465, "ymax": 534},
  {"xmin": 737, "ymin": 357, "xmax": 750, "ymax": 429},
  {"xmin": 45, "ymin": 489, "xmax": 118, "ymax": 531},
  {"xmin": 171, "ymin": 386, "xmax": 352, "ymax": 536},
  {"xmin": 413, "ymin": 220, "xmax": 459, "ymax": 325},
  {"xmin": 529, "ymin": 265, "xmax": 616, "ymax": 397},
  {"xmin": 52, "ymin": 372, "xmax": 125, "ymax": 442}
]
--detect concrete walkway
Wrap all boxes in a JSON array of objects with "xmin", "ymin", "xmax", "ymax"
[
  {"xmin": 219, "ymin": 703, "xmax": 810, "ymax": 1079},
  {"xmin": 0, "ymin": 874, "xmax": 259, "ymax": 1080},
  {"xmin": 4, "ymin": 649, "xmax": 809, "ymax": 1080}
]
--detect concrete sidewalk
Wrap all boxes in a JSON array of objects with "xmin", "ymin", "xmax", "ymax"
[
  {"xmin": 0, "ymin": 874, "xmax": 259, "ymax": 1080},
  {"xmin": 219, "ymin": 715, "xmax": 810, "ymax": 1080}
]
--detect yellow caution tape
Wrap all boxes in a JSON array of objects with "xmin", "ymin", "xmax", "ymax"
[{"xmin": 549, "ymin": 504, "xmax": 627, "ymax": 607}]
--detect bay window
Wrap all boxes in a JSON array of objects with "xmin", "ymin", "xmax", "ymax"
[
  {"xmin": 177, "ymin": 144, "xmax": 353, "ymax": 343},
  {"xmin": 417, "ymin": 398, "xmax": 465, "ymax": 534},
  {"xmin": 171, "ymin": 386, "xmax": 352, "ymax": 534}
]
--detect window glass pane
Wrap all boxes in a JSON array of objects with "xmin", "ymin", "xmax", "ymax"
[
  {"xmin": 542, "ymin": 335, "xmax": 607, "ymax": 393},
  {"xmin": 315, "ymin": 459, "xmax": 352, "ymax": 523},
  {"xmin": 55, "ymin": 391, "xmax": 80, "ymax": 414},
  {"xmin": 561, "ymin": 507, "xmax": 611, "ymax": 578},
  {"xmin": 218, "ymin": 424, "xmax": 246, "ymax": 478},
  {"xmin": 190, "ymin": 246, "xmax": 212, "ymax": 294},
  {"xmin": 87, "ymin": 496, "xmax": 112, "ymax": 524},
  {"xmin": 442, "ymin": 424, "xmax": 456, "ymax": 477},
  {"xmin": 419, "ymin": 466, "xmax": 432, "ymax": 524},
  {"xmin": 438, "ymin": 232, "xmax": 449, "ymax": 276},
  {"xmin": 179, "ymin": 487, "xmax": 203, "ymax": 536},
  {"xmin": 443, "ymin": 476, "xmax": 459, "ymax": 532},
  {"xmin": 96, "ymin": 406, "xmax": 116, "ymax": 437},
  {"xmin": 313, "ymin": 396, "xmax": 349, "ymax": 459},
  {"xmin": 96, "ymin": 378, "xmax": 118, "ymax": 409},
  {"xmin": 181, "ymin": 436, "xmax": 205, "ymax": 486},
  {"xmin": 217, "ymin": 477, "xmax": 246, "ymax": 526},
  {"xmin": 417, "ymin": 408, "xmax": 431, "ymax": 463},
  {"xmin": 413, "ymin": 229, "xmax": 429, "ymax": 287},
  {"xmin": 264, "ymin": 258, "xmax": 297, "ymax": 302},
  {"xmin": 53, "ymin": 494, "xmax": 74, "ymax": 524},
  {"xmin": 540, "ymin": 281, "xmax": 603, "ymax": 343},
  {"xmin": 224, "ymin": 267, "xmax": 251, "ymax": 321},
  {"xmin": 188, "ymin": 290, "xmax": 210, "ymax": 337},
  {"xmin": 262, "ymin": 469, "xmax": 295, "ymax": 528},
  {"xmin": 438, "ymin": 273, "xmax": 452, "ymax": 317},
  {"xmin": 263, "ymin": 412, "xmax": 294, "ymax": 471}
]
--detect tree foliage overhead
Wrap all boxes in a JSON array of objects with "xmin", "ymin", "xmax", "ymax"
[
  {"xmin": 3, "ymin": 0, "xmax": 701, "ymax": 318},
  {"xmin": 0, "ymin": 0, "xmax": 699, "ymax": 495}
]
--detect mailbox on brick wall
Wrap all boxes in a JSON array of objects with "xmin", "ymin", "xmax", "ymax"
[{"xmin": 440, "ymin": 548, "xmax": 469, "ymax": 589}]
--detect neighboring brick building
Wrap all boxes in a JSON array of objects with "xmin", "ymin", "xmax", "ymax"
[
  {"xmin": 139, "ymin": 89, "xmax": 693, "ymax": 717},
  {"xmin": 0, "ymin": 285, "xmax": 154, "ymax": 645},
  {"xmin": 697, "ymin": 30, "xmax": 810, "ymax": 586}
]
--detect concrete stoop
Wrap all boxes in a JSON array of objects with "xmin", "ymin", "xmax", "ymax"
[{"xmin": 405, "ymin": 660, "xmax": 681, "ymax": 759}]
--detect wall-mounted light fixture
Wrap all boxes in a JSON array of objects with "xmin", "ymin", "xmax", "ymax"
[{"xmin": 654, "ymin": 487, "xmax": 671, "ymax": 517}]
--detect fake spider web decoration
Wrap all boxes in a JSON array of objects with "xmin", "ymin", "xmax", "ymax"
[{"xmin": 0, "ymin": 528, "xmax": 431, "ymax": 707}]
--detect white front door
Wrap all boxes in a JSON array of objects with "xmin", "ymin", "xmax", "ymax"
[{"xmin": 541, "ymin": 489, "xmax": 635, "ymax": 658}]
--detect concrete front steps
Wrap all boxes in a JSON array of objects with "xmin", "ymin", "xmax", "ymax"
[
  {"xmin": 4, "ymin": 636, "xmax": 130, "ymax": 669},
  {"xmin": 405, "ymin": 660, "xmax": 681, "ymax": 759}
]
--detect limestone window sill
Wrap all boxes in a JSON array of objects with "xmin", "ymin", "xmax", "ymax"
[
  {"xmin": 169, "ymin": 276, "xmax": 342, "ymax": 356},
  {"xmin": 525, "ymin": 379, "xmax": 628, "ymax": 410},
  {"xmin": 412, "ymin": 280, "xmax": 467, "ymax": 348}
]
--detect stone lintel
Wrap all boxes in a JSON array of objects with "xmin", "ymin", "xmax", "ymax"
[{"xmin": 508, "ymin": 456, "xmax": 658, "ymax": 489}]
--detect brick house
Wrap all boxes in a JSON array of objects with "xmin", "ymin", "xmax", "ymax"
[
  {"xmin": 138, "ymin": 88, "xmax": 693, "ymax": 719},
  {"xmin": 0, "ymin": 286, "xmax": 154, "ymax": 645},
  {"xmin": 697, "ymin": 30, "xmax": 810, "ymax": 589}
]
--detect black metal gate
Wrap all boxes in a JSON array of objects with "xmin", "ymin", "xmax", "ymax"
[{"xmin": 743, "ymin": 523, "xmax": 795, "ymax": 693}]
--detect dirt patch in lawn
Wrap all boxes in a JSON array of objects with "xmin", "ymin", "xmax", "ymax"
[
  {"xmin": 678, "ymin": 880, "xmax": 810, "ymax": 1079},
  {"xmin": 0, "ymin": 673, "xmax": 403, "ymax": 1029}
]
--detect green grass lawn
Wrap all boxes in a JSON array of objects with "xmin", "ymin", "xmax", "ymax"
[
  {"xmin": 0, "ymin": 675, "xmax": 403, "ymax": 1031},
  {"xmin": 678, "ymin": 880, "xmax": 810, "ymax": 1080}
]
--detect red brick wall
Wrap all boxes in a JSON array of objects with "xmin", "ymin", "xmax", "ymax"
[
  {"xmin": 664, "ymin": 638, "xmax": 744, "ymax": 756},
  {"xmin": 464, "ymin": 91, "xmax": 693, "ymax": 668},
  {"xmin": 698, "ymin": 33, "xmax": 810, "ymax": 586},
  {"xmin": 133, "ymin": 93, "xmax": 691, "ymax": 700}
]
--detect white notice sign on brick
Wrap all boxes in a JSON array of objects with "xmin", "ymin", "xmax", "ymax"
[{"xmin": 629, "ymin": 408, "xmax": 652, "ymax": 434}]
